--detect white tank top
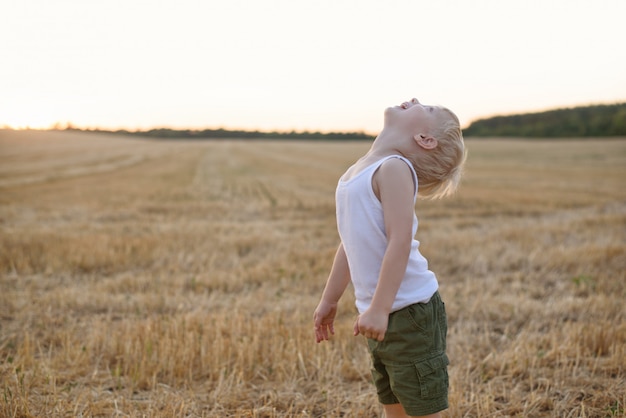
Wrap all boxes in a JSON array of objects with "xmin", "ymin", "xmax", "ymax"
[{"xmin": 336, "ymin": 155, "xmax": 438, "ymax": 314}]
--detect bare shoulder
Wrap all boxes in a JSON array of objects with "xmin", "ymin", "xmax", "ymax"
[
  {"xmin": 372, "ymin": 157, "xmax": 415, "ymax": 199},
  {"xmin": 376, "ymin": 158, "xmax": 415, "ymax": 187},
  {"xmin": 378, "ymin": 157, "xmax": 413, "ymax": 176}
]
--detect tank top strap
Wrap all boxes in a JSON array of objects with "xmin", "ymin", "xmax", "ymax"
[{"xmin": 377, "ymin": 155, "xmax": 418, "ymax": 199}]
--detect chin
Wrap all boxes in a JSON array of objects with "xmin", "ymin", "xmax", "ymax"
[
  {"xmin": 383, "ymin": 106, "xmax": 397, "ymax": 118},
  {"xmin": 383, "ymin": 106, "xmax": 399, "ymax": 123}
]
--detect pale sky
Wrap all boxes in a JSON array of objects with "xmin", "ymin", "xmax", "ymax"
[{"xmin": 2, "ymin": 0, "xmax": 625, "ymax": 133}]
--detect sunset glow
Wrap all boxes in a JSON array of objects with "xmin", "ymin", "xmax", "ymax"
[{"xmin": 2, "ymin": 0, "xmax": 625, "ymax": 133}]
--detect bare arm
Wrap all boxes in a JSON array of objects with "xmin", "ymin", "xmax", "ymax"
[
  {"xmin": 313, "ymin": 243, "xmax": 351, "ymax": 343},
  {"xmin": 354, "ymin": 158, "xmax": 415, "ymax": 341}
]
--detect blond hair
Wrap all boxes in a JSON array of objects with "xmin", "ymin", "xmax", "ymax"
[{"xmin": 409, "ymin": 107, "xmax": 467, "ymax": 199}]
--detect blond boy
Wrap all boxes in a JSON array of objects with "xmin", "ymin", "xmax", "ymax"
[{"xmin": 314, "ymin": 98, "xmax": 466, "ymax": 417}]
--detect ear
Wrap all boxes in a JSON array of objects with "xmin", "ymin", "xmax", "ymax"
[{"xmin": 414, "ymin": 134, "xmax": 438, "ymax": 150}]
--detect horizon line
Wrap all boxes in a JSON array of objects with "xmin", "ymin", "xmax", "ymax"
[{"xmin": 3, "ymin": 100, "xmax": 624, "ymax": 134}]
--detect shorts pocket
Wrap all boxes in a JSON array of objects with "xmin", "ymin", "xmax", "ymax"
[
  {"xmin": 404, "ymin": 302, "xmax": 429, "ymax": 333},
  {"xmin": 414, "ymin": 353, "xmax": 450, "ymax": 399}
]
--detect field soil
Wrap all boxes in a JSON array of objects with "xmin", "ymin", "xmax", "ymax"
[{"xmin": 1, "ymin": 130, "xmax": 625, "ymax": 417}]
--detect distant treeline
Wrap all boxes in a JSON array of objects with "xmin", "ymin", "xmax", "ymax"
[
  {"xmin": 71, "ymin": 127, "xmax": 375, "ymax": 141},
  {"xmin": 464, "ymin": 103, "xmax": 626, "ymax": 137}
]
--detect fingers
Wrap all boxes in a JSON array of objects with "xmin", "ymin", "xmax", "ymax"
[
  {"xmin": 313, "ymin": 310, "xmax": 322, "ymax": 328},
  {"xmin": 353, "ymin": 317, "xmax": 385, "ymax": 341},
  {"xmin": 317, "ymin": 319, "xmax": 387, "ymax": 342},
  {"xmin": 314, "ymin": 325, "xmax": 325, "ymax": 343},
  {"xmin": 314, "ymin": 323, "xmax": 334, "ymax": 343},
  {"xmin": 360, "ymin": 331, "xmax": 384, "ymax": 341},
  {"xmin": 313, "ymin": 312, "xmax": 325, "ymax": 343},
  {"xmin": 314, "ymin": 328, "xmax": 323, "ymax": 343},
  {"xmin": 313, "ymin": 305, "xmax": 336, "ymax": 343}
]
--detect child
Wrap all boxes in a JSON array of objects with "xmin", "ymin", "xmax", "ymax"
[{"xmin": 313, "ymin": 98, "xmax": 466, "ymax": 418}]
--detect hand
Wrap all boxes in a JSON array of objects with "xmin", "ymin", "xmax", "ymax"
[
  {"xmin": 313, "ymin": 300, "xmax": 338, "ymax": 343},
  {"xmin": 353, "ymin": 308, "xmax": 388, "ymax": 342}
]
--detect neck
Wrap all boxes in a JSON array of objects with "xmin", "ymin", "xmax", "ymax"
[{"xmin": 368, "ymin": 127, "xmax": 409, "ymax": 158}]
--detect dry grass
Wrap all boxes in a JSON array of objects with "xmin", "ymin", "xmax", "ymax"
[{"xmin": 1, "ymin": 130, "xmax": 625, "ymax": 417}]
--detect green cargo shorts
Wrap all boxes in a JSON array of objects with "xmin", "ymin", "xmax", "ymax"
[{"xmin": 367, "ymin": 291, "xmax": 449, "ymax": 416}]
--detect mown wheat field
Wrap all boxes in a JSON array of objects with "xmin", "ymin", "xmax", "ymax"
[{"xmin": 0, "ymin": 130, "xmax": 625, "ymax": 418}]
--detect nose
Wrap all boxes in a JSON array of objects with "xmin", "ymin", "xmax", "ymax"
[{"xmin": 401, "ymin": 98, "xmax": 421, "ymax": 109}]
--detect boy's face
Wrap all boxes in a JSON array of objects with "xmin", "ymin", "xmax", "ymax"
[{"xmin": 385, "ymin": 98, "xmax": 445, "ymax": 135}]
